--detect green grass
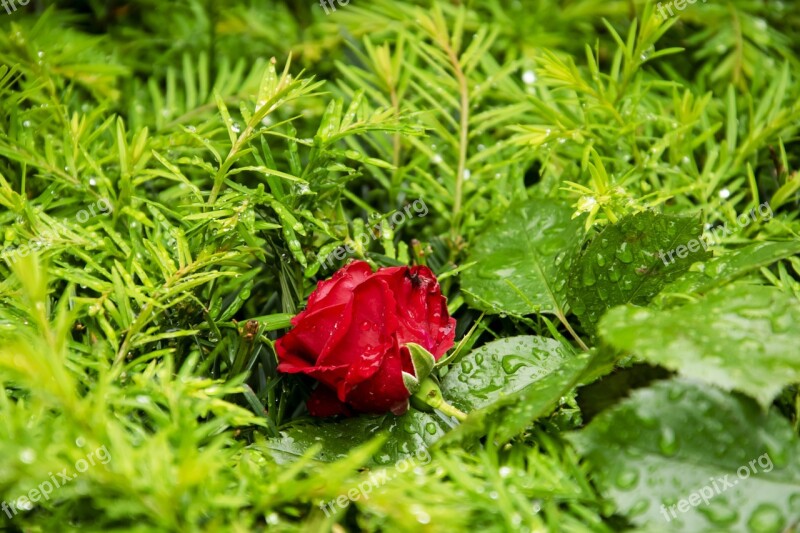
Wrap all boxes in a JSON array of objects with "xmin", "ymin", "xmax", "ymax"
[{"xmin": 1, "ymin": 0, "xmax": 799, "ymax": 531}]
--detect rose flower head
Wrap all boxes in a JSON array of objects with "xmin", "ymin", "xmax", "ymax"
[{"xmin": 276, "ymin": 261, "xmax": 456, "ymax": 417}]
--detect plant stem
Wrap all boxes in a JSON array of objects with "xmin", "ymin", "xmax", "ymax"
[
  {"xmin": 442, "ymin": 31, "xmax": 469, "ymax": 242},
  {"xmin": 412, "ymin": 377, "xmax": 468, "ymax": 422}
]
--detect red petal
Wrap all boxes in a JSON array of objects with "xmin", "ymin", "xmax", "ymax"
[
  {"xmin": 320, "ymin": 277, "xmax": 400, "ymax": 398},
  {"xmin": 307, "ymin": 386, "xmax": 352, "ymax": 417},
  {"xmin": 344, "ymin": 338, "xmax": 411, "ymax": 414},
  {"xmin": 275, "ymin": 302, "xmax": 349, "ymax": 366},
  {"xmin": 375, "ymin": 265, "xmax": 456, "ymax": 360},
  {"xmin": 304, "ymin": 261, "xmax": 373, "ymax": 311}
]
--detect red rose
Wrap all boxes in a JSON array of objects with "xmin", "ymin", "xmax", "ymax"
[{"xmin": 276, "ymin": 261, "xmax": 456, "ymax": 417}]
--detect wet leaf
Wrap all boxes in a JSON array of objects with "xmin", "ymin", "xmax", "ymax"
[
  {"xmin": 436, "ymin": 340, "xmax": 595, "ymax": 447},
  {"xmin": 461, "ymin": 199, "xmax": 583, "ymax": 316},
  {"xmin": 567, "ymin": 211, "xmax": 710, "ymax": 333},
  {"xmin": 661, "ymin": 240, "xmax": 800, "ymax": 298},
  {"xmin": 266, "ymin": 409, "xmax": 447, "ymax": 465},
  {"xmin": 440, "ymin": 336, "xmax": 573, "ymax": 411},
  {"xmin": 599, "ymin": 284, "xmax": 800, "ymax": 407},
  {"xmin": 571, "ymin": 379, "xmax": 800, "ymax": 532}
]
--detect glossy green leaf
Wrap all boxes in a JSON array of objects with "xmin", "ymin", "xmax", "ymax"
[
  {"xmin": 266, "ymin": 409, "xmax": 447, "ymax": 465},
  {"xmin": 461, "ymin": 199, "xmax": 583, "ymax": 316},
  {"xmin": 599, "ymin": 285, "xmax": 800, "ymax": 407},
  {"xmin": 571, "ymin": 379, "xmax": 800, "ymax": 532},
  {"xmin": 440, "ymin": 336, "xmax": 573, "ymax": 411},
  {"xmin": 661, "ymin": 240, "xmax": 800, "ymax": 298},
  {"xmin": 567, "ymin": 211, "xmax": 710, "ymax": 333},
  {"xmin": 436, "ymin": 349, "xmax": 595, "ymax": 447}
]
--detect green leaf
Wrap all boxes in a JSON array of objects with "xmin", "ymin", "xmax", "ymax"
[
  {"xmin": 440, "ymin": 336, "xmax": 573, "ymax": 412},
  {"xmin": 567, "ymin": 211, "xmax": 710, "ymax": 333},
  {"xmin": 266, "ymin": 409, "xmax": 448, "ymax": 465},
  {"xmin": 407, "ymin": 343, "xmax": 436, "ymax": 382},
  {"xmin": 599, "ymin": 285, "xmax": 800, "ymax": 408},
  {"xmin": 461, "ymin": 199, "xmax": 583, "ymax": 316},
  {"xmin": 403, "ymin": 343, "xmax": 437, "ymax": 395},
  {"xmin": 570, "ymin": 379, "xmax": 800, "ymax": 532},
  {"xmin": 660, "ymin": 240, "xmax": 800, "ymax": 298},
  {"xmin": 436, "ymin": 348, "xmax": 595, "ymax": 447}
]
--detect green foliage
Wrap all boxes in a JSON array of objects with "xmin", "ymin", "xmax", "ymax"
[
  {"xmin": 460, "ymin": 199, "xmax": 583, "ymax": 317},
  {"xmin": 571, "ymin": 379, "xmax": 800, "ymax": 532},
  {"xmin": 1, "ymin": 0, "xmax": 799, "ymax": 530},
  {"xmin": 440, "ymin": 336, "xmax": 575, "ymax": 412},
  {"xmin": 567, "ymin": 210, "xmax": 710, "ymax": 333},
  {"xmin": 600, "ymin": 284, "xmax": 800, "ymax": 407}
]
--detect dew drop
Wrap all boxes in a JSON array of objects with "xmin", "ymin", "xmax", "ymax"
[
  {"xmin": 659, "ymin": 427, "xmax": 678, "ymax": 456},
  {"xmin": 615, "ymin": 468, "xmax": 639, "ymax": 490},
  {"xmin": 616, "ymin": 242, "xmax": 634, "ymax": 263},
  {"xmin": 747, "ymin": 503, "xmax": 783, "ymax": 532},
  {"xmin": 19, "ymin": 449, "xmax": 36, "ymax": 464},
  {"xmin": 582, "ymin": 263, "xmax": 597, "ymax": 287},
  {"xmin": 522, "ymin": 70, "xmax": 537, "ymax": 84},
  {"xmin": 698, "ymin": 499, "xmax": 738, "ymax": 526}
]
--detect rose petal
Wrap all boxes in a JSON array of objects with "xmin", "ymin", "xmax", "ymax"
[
  {"xmin": 304, "ymin": 260, "xmax": 373, "ymax": 311},
  {"xmin": 376, "ymin": 265, "xmax": 455, "ymax": 358},
  {"xmin": 307, "ymin": 386, "xmax": 352, "ymax": 417},
  {"xmin": 344, "ymin": 338, "xmax": 410, "ymax": 414},
  {"xmin": 321, "ymin": 277, "xmax": 399, "ymax": 397},
  {"xmin": 276, "ymin": 302, "xmax": 349, "ymax": 366}
]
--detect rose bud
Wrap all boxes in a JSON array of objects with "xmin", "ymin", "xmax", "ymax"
[{"xmin": 276, "ymin": 260, "xmax": 456, "ymax": 417}]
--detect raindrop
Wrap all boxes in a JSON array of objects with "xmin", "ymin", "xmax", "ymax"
[
  {"xmin": 596, "ymin": 254, "xmax": 606, "ymax": 267},
  {"xmin": 747, "ymin": 504, "xmax": 783, "ymax": 532},
  {"xmin": 608, "ymin": 265, "xmax": 621, "ymax": 282},
  {"xmin": 616, "ymin": 242, "xmax": 634, "ymax": 263},
  {"xmin": 501, "ymin": 355, "xmax": 527, "ymax": 375},
  {"xmin": 414, "ymin": 509, "xmax": 431, "ymax": 524},
  {"xmin": 522, "ymin": 70, "xmax": 537, "ymax": 84},
  {"xmin": 615, "ymin": 469, "xmax": 639, "ymax": 490},
  {"xmin": 16, "ymin": 498, "xmax": 33, "ymax": 511},
  {"xmin": 659, "ymin": 427, "xmax": 678, "ymax": 456},
  {"xmin": 20, "ymin": 449, "xmax": 36, "ymax": 464},
  {"xmin": 582, "ymin": 263, "xmax": 597, "ymax": 287},
  {"xmin": 698, "ymin": 499, "xmax": 738, "ymax": 526}
]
